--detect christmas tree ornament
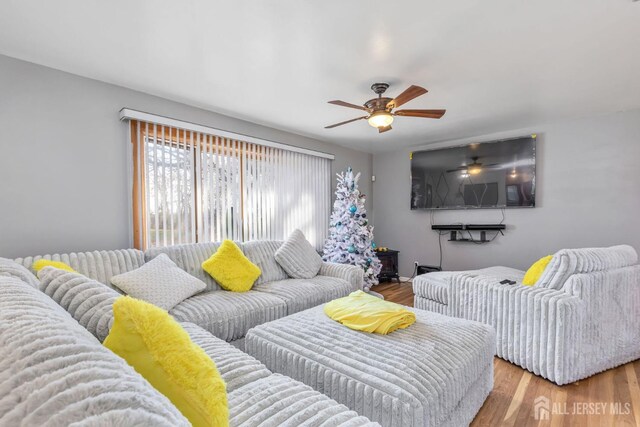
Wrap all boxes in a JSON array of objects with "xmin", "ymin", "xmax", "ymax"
[{"xmin": 322, "ymin": 168, "xmax": 382, "ymax": 291}]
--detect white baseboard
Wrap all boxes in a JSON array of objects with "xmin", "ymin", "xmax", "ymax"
[{"xmin": 399, "ymin": 276, "xmax": 412, "ymax": 282}]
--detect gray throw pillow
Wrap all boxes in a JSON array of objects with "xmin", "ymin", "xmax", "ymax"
[
  {"xmin": 274, "ymin": 229, "xmax": 323, "ymax": 279},
  {"xmin": 38, "ymin": 267, "xmax": 120, "ymax": 342},
  {"xmin": 110, "ymin": 253, "xmax": 206, "ymax": 311}
]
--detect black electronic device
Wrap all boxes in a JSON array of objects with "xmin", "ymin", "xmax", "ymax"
[
  {"xmin": 432, "ymin": 224, "xmax": 463, "ymax": 230},
  {"xmin": 431, "ymin": 224, "xmax": 505, "ymax": 232},
  {"xmin": 417, "ymin": 265, "xmax": 442, "ymax": 275},
  {"xmin": 466, "ymin": 224, "xmax": 506, "ymax": 230}
]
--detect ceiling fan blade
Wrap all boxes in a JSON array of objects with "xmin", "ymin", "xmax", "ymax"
[
  {"xmin": 324, "ymin": 116, "xmax": 368, "ymax": 129},
  {"xmin": 378, "ymin": 125, "xmax": 392, "ymax": 133},
  {"xmin": 328, "ymin": 100, "xmax": 368, "ymax": 111},
  {"xmin": 394, "ymin": 109, "xmax": 446, "ymax": 119},
  {"xmin": 387, "ymin": 85, "xmax": 428, "ymax": 109},
  {"xmin": 446, "ymin": 166, "xmax": 467, "ymax": 173}
]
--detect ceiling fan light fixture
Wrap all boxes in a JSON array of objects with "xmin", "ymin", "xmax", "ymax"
[
  {"xmin": 467, "ymin": 166, "xmax": 482, "ymax": 175},
  {"xmin": 367, "ymin": 111, "xmax": 394, "ymax": 128},
  {"xmin": 468, "ymin": 165, "xmax": 482, "ymax": 175}
]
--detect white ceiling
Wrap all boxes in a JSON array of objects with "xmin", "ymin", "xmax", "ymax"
[{"xmin": 1, "ymin": 0, "xmax": 639, "ymax": 153}]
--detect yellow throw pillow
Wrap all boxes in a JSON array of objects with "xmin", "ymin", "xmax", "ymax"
[
  {"xmin": 201, "ymin": 240, "xmax": 261, "ymax": 292},
  {"xmin": 104, "ymin": 296, "xmax": 228, "ymax": 427},
  {"xmin": 523, "ymin": 255, "xmax": 553, "ymax": 286},
  {"xmin": 32, "ymin": 259, "xmax": 76, "ymax": 273}
]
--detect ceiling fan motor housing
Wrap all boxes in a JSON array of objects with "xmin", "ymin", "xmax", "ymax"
[
  {"xmin": 365, "ymin": 97, "xmax": 393, "ymax": 111},
  {"xmin": 371, "ymin": 82, "xmax": 390, "ymax": 95}
]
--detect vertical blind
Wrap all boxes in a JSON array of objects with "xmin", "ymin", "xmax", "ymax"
[{"xmin": 129, "ymin": 120, "xmax": 331, "ymax": 250}]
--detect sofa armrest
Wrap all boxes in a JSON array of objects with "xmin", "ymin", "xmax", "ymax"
[
  {"xmin": 560, "ymin": 265, "xmax": 640, "ymax": 374},
  {"xmin": 318, "ymin": 262, "xmax": 364, "ymax": 291}
]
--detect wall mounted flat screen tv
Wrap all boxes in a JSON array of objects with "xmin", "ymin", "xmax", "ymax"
[{"xmin": 410, "ymin": 135, "xmax": 536, "ymax": 210}]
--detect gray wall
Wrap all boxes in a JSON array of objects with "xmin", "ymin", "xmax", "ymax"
[
  {"xmin": 0, "ymin": 54, "xmax": 372, "ymax": 258},
  {"xmin": 372, "ymin": 110, "xmax": 640, "ymax": 277}
]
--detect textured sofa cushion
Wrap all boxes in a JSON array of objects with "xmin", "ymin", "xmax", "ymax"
[
  {"xmin": 0, "ymin": 277, "xmax": 189, "ymax": 426},
  {"xmin": 180, "ymin": 322, "xmax": 272, "ymax": 393},
  {"xmin": 537, "ymin": 245, "xmax": 639, "ymax": 290},
  {"xmin": 275, "ymin": 229, "xmax": 322, "ymax": 279},
  {"xmin": 104, "ymin": 297, "xmax": 228, "ymax": 427},
  {"xmin": 228, "ymin": 374, "xmax": 376, "ymax": 427},
  {"xmin": 111, "ymin": 253, "xmax": 206, "ymax": 311},
  {"xmin": 0, "ymin": 257, "xmax": 39, "ymax": 287},
  {"xmin": 202, "ymin": 240, "xmax": 261, "ymax": 292},
  {"xmin": 253, "ymin": 276, "xmax": 355, "ymax": 314},
  {"xmin": 183, "ymin": 321, "xmax": 378, "ymax": 426},
  {"xmin": 170, "ymin": 290, "xmax": 287, "ymax": 342},
  {"xmin": 241, "ymin": 240, "xmax": 288, "ymax": 285},
  {"xmin": 38, "ymin": 267, "xmax": 120, "ymax": 342},
  {"xmin": 145, "ymin": 242, "xmax": 225, "ymax": 292},
  {"xmin": 15, "ymin": 248, "xmax": 145, "ymax": 290}
]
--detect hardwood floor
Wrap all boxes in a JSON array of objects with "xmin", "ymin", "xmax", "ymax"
[{"xmin": 375, "ymin": 281, "xmax": 640, "ymax": 427}]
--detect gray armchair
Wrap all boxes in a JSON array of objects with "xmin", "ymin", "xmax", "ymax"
[{"xmin": 413, "ymin": 245, "xmax": 640, "ymax": 385}]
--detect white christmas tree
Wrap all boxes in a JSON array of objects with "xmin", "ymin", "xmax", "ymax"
[{"xmin": 323, "ymin": 167, "xmax": 382, "ymax": 291}]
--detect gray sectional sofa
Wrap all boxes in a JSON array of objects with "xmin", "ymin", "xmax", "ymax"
[
  {"xmin": 0, "ymin": 240, "xmax": 376, "ymax": 426},
  {"xmin": 0, "ymin": 275, "xmax": 376, "ymax": 426},
  {"xmin": 13, "ymin": 240, "xmax": 363, "ymax": 347}
]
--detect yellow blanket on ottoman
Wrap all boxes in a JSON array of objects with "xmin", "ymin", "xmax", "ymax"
[{"xmin": 324, "ymin": 290, "xmax": 416, "ymax": 334}]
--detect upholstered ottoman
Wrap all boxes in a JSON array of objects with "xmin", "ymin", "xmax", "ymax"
[
  {"xmin": 245, "ymin": 305, "xmax": 495, "ymax": 427},
  {"xmin": 412, "ymin": 272, "xmax": 453, "ymax": 315},
  {"xmin": 413, "ymin": 267, "xmax": 525, "ymax": 316}
]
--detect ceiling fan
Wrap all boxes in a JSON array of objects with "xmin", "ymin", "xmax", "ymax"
[
  {"xmin": 446, "ymin": 156, "xmax": 500, "ymax": 175},
  {"xmin": 325, "ymin": 83, "xmax": 446, "ymax": 133}
]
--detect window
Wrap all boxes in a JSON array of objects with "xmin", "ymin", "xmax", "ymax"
[{"xmin": 128, "ymin": 116, "xmax": 331, "ymax": 250}]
